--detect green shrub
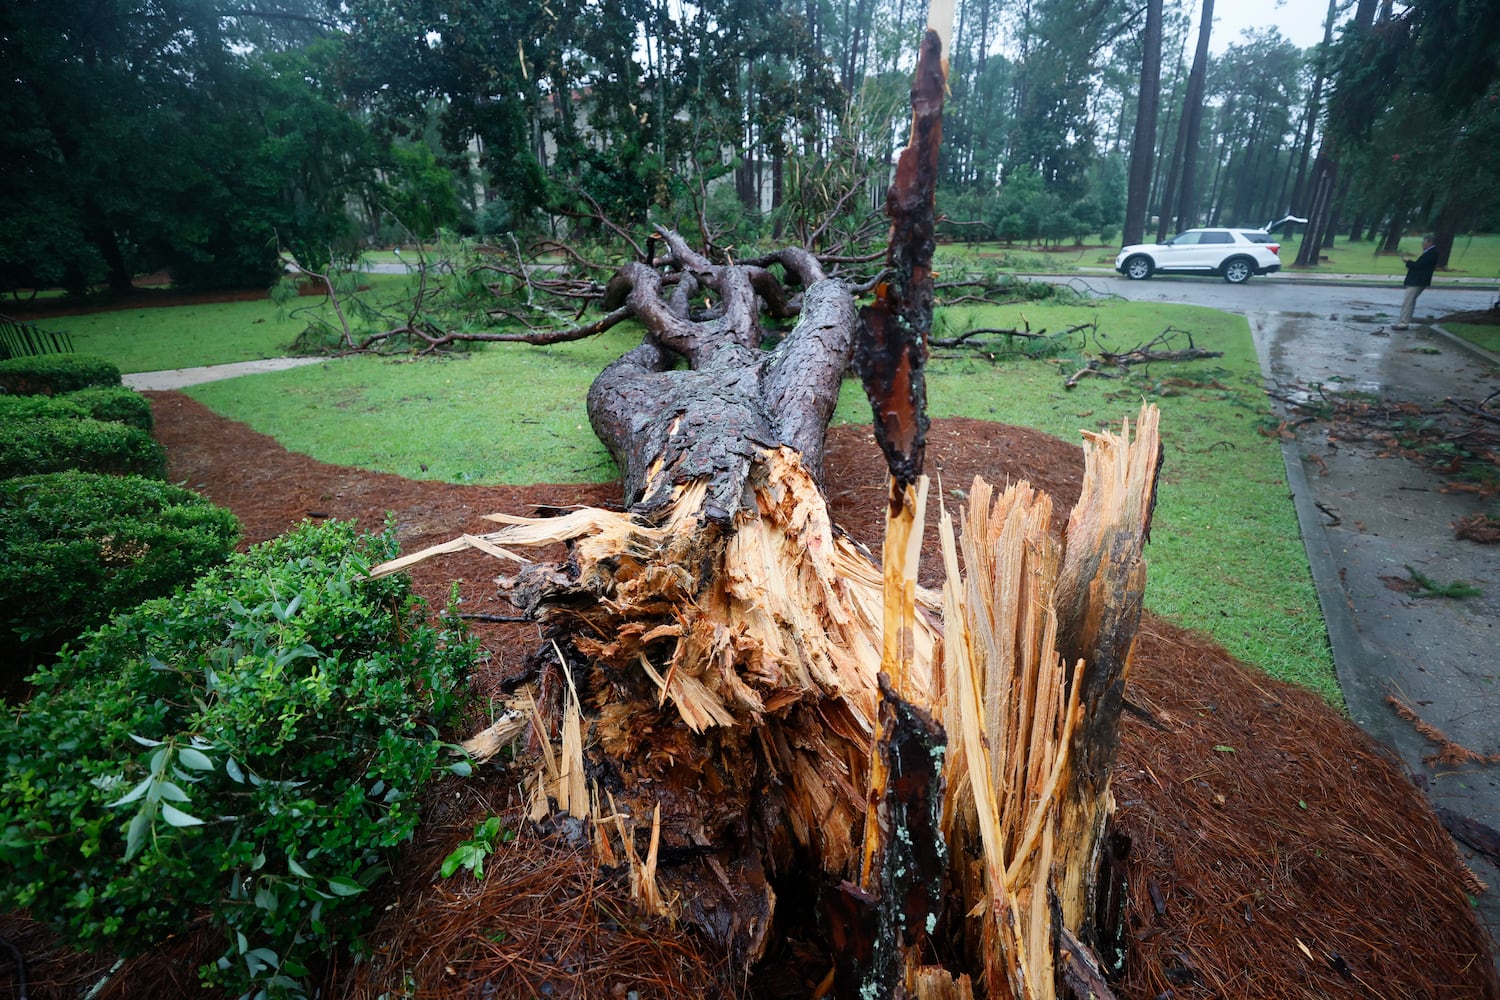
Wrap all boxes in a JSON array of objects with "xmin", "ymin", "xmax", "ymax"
[
  {"xmin": 0, "ymin": 472, "xmax": 239, "ymax": 659},
  {"xmin": 64, "ymin": 385, "xmax": 156, "ymax": 430},
  {"xmin": 0, "ymin": 416, "xmax": 167, "ymax": 478},
  {"xmin": 0, "ymin": 520, "xmax": 474, "ymax": 999},
  {"xmin": 0, "ymin": 353, "xmax": 121, "ymax": 395},
  {"xmin": 0, "ymin": 386, "xmax": 154, "ymax": 431}
]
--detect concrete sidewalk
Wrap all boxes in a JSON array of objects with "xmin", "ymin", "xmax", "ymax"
[
  {"xmin": 1250, "ymin": 309, "xmax": 1500, "ymax": 968},
  {"xmin": 123, "ymin": 356, "xmax": 327, "ymax": 390}
]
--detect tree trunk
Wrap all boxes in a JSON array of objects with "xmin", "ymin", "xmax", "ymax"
[
  {"xmin": 1171, "ymin": 0, "xmax": 1214, "ymax": 234},
  {"xmin": 1296, "ymin": 0, "xmax": 1378, "ymax": 266},
  {"xmin": 1122, "ymin": 0, "xmax": 1163, "ymax": 247},
  {"xmin": 1381, "ymin": 208, "xmax": 1407, "ymax": 253},
  {"xmin": 1294, "ymin": 157, "xmax": 1336, "ymax": 266},
  {"xmin": 1290, "ymin": 0, "xmax": 1340, "ymax": 215},
  {"xmin": 586, "ymin": 234, "xmax": 854, "ymax": 520}
]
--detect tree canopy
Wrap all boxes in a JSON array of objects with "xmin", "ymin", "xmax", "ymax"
[{"xmin": 4, "ymin": 0, "xmax": 1499, "ymax": 298}]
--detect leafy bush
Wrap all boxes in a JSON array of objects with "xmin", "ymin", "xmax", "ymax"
[
  {"xmin": 0, "ymin": 352, "xmax": 121, "ymax": 395},
  {"xmin": 0, "ymin": 472, "xmax": 239, "ymax": 659},
  {"xmin": 0, "ymin": 520, "xmax": 474, "ymax": 999},
  {"xmin": 0, "ymin": 416, "xmax": 167, "ymax": 479},
  {"xmin": 0, "ymin": 386, "xmax": 154, "ymax": 431},
  {"xmin": 66, "ymin": 385, "xmax": 156, "ymax": 430}
]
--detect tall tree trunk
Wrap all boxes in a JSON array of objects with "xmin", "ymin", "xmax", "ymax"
[
  {"xmin": 1345, "ymin": 210, "xmax": 1365, "ymax": 242},
  {"xmin": 1324, "ymin": 173, "xmax": 1352, "ymax": 248},
  {"xmin": 1291, "ymin": 0, "xmax": 1340, "ymax": 215},
  {"xmin": 1154, "ymin": 121, "xmax": 1186, "ymax": 242},
  {"xmin": 1380, "ymin": 206, "xmax": 1408, "ymax": 252},
  {"xmin": 1148, "ymin": 22, "xmax": 1192, "ymax": 226},
  {"xmin": 1170, "ymin": 0, "xmax": 1215, "ymax": 234},
  {"xmin": 1433, "ymin": 202, "xmax": 1461, "ymax": 268},
  {"xmin": 1298, "ymin": 0, "xmax": 1380, "ymax": 265},
  {"xmin": 1122, "ymin": 0, "xmax": 1163, "ymax": 247},
  {"xmin": 89, "ymin": 218, "xmax": 133, "ymax": 295},
  {"xmin": 1295, "ymin": 158, "xmax": 1336, "ymax": 265}
]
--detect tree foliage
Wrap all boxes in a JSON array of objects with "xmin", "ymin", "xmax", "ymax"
[
  {"xmin": 0, "ymin": 0, "xmax": 378, "ymax": 294},
  {"xmin": 5, "ymin": 0, "xmax": 1499, "ymax": 296}
]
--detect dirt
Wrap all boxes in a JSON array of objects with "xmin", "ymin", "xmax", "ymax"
[
  {"xmin": 1438, "ymin": 306, "xmax": 1500, "ymax": 326},
  {"xmin": 3, "ymin": 392, "xmax": 1499, "ymax": 997}
]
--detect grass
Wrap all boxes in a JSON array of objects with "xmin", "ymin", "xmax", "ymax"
[
  {"xmin": 1276, "ymin": 232, "xmax": 1500, "ymax": 280},
  {"xmin": 30, "ymin": 298, "xmax": 304, "ymax": 373},
  {"xmin": 1441, "ymin": 322, "xmax": 1500, "ymax": 354},
  {"xmin": 188, "ymin": 334, "xmax": 631, "ymax": 485},
  {"xmin": 24, "ymin": 277, "xmax": 1338, "ymax": 698},
  {"xmin": 178, "ymin": 297, "xmax": 1337, "ymax": 701},
  {"xmin": 834, "ymin": 301, "xmax": 1336, "ymax": 699},
  {"xmin": 24, "ymin": 275, "xmax": 420, "ymax": 373}
]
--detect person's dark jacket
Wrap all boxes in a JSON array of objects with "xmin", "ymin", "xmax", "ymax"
[{"xmin": 1403, "ymin": 245, "xmax": 1439, "ymax": 287}]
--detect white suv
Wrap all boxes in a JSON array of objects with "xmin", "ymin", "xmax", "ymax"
[{"xmin": 1115, "ymin": 228, "xmax": 1282, "ymax": 284}]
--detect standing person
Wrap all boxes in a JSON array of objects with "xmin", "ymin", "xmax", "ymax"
[{"xmin": 1393, "ymin": 235, "xmax": 1438, "ymax": 329}]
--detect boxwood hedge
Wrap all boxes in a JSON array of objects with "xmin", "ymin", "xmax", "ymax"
[
  {"xmin": 0, "ymin": 520, "xmax": 474, "ymax": 1000},
  {"xmin": 0, "ymin": 352, "xmax": 122, "ymax": 395},
  {"xmin": 0, "ymin": 471, "xmax": 240, "ymax": 660},
  {"xmin": 0, "ymin": 415, "xmax": 167, "ymax": 479},
  {"xmin": 0, "ymin": 386, "xmax": 154, "ymax": 431}
]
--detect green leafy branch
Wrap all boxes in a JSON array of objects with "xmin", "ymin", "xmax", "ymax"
[
  {"xmin": 107, "ymin": 734, "xmax": 215, "ymax": 861},
  {"xmin": 1403, "ymin": 565, "xmax": 1482, "ymax": 599},
  {"xmin": 440, "ymin": 815, "xmax": 515, "ymax": 881}
]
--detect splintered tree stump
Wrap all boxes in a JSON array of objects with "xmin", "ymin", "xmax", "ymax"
[{"xmin": 374, "ymin": 406, "xmax": 1162, "ymax": 998}]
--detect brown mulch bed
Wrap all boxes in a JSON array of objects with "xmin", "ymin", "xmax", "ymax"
[
  {"xmin": 1438, "ymin": 307, "xmax": 1500, "ymax": 327},
  {"xmin": 2, "ymin": 394, "xmax": 1496, "ymax": 999}
]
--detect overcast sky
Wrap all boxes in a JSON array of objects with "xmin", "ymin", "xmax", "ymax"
[{"xmin": 1206, "ymin": 0, "xmax": 1333, "ymax": 53}]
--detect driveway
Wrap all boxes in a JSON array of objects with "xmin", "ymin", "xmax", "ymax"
[{"xmin": 1072, "ymin": 271, "xmax": 1500, "ymax": 955}]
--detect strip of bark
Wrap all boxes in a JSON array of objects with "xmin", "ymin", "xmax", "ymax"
[{"xmin": 853, "ymin": 27, "xmax": 945, "ymax": 502}]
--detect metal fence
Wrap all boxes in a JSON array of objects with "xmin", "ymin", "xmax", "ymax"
[{"xmin": 0, "ymin": 314, "xmax": 73, "ymax": 360}]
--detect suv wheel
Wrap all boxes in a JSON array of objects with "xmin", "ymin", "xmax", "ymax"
[
  {"xmin": 1222, "ymin": 257, "xmax": 1253, "ymax": 284},
  {"xmin": 1124, "ymin": 255, "xmax": 1153, "ymax": 280}
]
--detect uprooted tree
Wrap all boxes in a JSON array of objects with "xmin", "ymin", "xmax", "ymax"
[{"xmin": 375, "ymin": 24, "xmax": 1162, "ymax": 1000}]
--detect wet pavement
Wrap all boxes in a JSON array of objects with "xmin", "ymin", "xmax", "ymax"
[
  {"xmin": 1250, "ymin": 304, "xmax": 1500, "ymax": 960},
  {"xmin": 1086, "ymin": 270, "xmax": 1500, "ymax": 961}
]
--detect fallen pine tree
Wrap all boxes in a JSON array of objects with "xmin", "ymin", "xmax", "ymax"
[{"xmin": 367, "ymin": 22, "xmax": 1165, "ymax": 999}]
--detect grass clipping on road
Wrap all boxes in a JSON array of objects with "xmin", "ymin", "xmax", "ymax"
[{"xmin": 180, "ymin": 298, "xmax": 1334, "ymax": 698}]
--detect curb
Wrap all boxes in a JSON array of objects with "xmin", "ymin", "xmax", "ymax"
[
  {"xmin": 1430, "ymin": 323, "xmax": 1500, "ymax": 367},
  {"xmin": 1246, "ymin": 318, "xmax": 1374, "ymax": 721}
]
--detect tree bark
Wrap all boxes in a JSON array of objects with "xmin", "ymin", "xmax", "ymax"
[
  {"xmin": 374, "ymin": 25, "xmax": 1159, "ymax": 996},
  {"xmin": 1290, "ymin": 0, "xmax": 1340, "ymax": 216},
  {"xmin": 1121, "ymin": 0, "xmax": 1163, "ymax": 247},
  {"xmin": 1170, "ymin": 0, "xmax": 1214, "ymax": 234},
  {"xmin": 585, "ymin": 232, "xmax": 853, "ymax": 519}
]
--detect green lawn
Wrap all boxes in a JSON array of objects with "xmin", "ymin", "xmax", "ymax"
[
  {"xmin": 31, "ymin": 298, "xmax": 303, "ymax": 373},
  {"xmin": 1442, "ymin": 322, "xmax": 1500, "ymax": 354},
  {"xmin": 188, "ymin": 333, "xmax": 633, "ymax": 485},
  {"xmin": 1277, "ymin": 232, "xmax": 1500, "ymax": 280},
  {"xmin": 25, "ymin": 275, "xmax": 420, "ymax": 373},
  {"xmin": 179, "ymin": 298, "xmax": 1337, "ymax": 701}
]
